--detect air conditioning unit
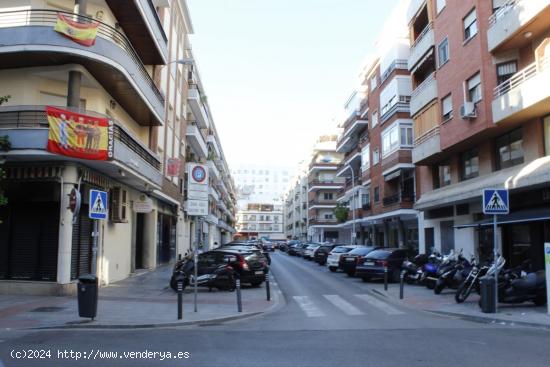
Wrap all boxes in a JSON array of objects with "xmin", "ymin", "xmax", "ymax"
[{"xmin": 460, "ymin": 102, "xmax": 477, "ymax": 119}]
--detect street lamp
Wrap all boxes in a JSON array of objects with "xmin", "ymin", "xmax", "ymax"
[
  {"xmin": 340, "ymin": 165, "xmax": 356, "ymax": 245},
  {"xmin": 167, "ymin": 58, "xmax": 195, "ymax": 66}
]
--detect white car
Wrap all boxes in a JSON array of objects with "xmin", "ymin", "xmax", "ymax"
[
  {"xmin": 326, "ymin": 245, "xmax": 360, "ymax": 272},
  {"xmin": 303, "ymin": 244, "xmax": 322, "ymax": 260}
]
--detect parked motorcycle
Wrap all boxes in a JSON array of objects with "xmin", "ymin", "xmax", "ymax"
[
  {"xmin": 422, "ymin": 252, "xmax": 443, "ymax": 289},
  {"xmin": 170, "ymin": 258, "xmax": 236, "ymax": 292},
  {"xmin": 434, "ymin": 249, "xmax": 471, "ymax": 295},
  {"xmin": 455, "ymin": 258, "xmax": 489, "ymax": 303},
  {"xmin": 401, "ymin": 254, "xmax": 429, "ymax": 284}
]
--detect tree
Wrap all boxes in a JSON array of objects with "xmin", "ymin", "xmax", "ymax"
[
  {"xmin": 0, "ymin": 95, "xmax": 10, "ymax": 208},
  {"xmin": 333, "ymin": 203, "xmax": 349, "ymax": 223}
]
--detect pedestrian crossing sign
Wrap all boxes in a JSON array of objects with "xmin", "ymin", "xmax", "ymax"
[
  {"xmin": 89, "ymin": 189, "xmax": 108, "ymax": 220},
  {"xmin": 483, "ymin": 189, "xmax": 509, "ymax": 215}
]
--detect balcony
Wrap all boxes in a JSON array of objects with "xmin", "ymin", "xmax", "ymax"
[
  {"xmin": 492, "ymin": 56, "xmax": 550, "ymax": 124},
  {"xmin": 308, "ymin": 217, "xmax": 338, "ymax": 226},
  {"xmin": 307, "ymin": 179, "xmax": 345, "ymax": 192},
  {"xmin": 207, "ymin": 135, "xmax": 221, "ymax": 158},
  {"xmin": 408, "ymin": 24, "xmax": 434, "ymax": 71},
  {"xmin": 410, "ymin": 73, "xmax": 438, "ymax": 117},
  {"xmin": 308, "ymin": 200, "xmax": 338, "ymax": 210},
  {"xmin": 380, "ymin": 59, "xmax": 408, "ymax": 84},
  {"xmin": 186, "ymin": 124, "xmax": 208, "ymax": 159},
  {"xmin": 0, "ymin": 9, "xmax": 165, "ymax": 126},
  {"xmin": 380, "ymin": 96, "xmax": 411, "ymax": 124},
  {"xmin": 209, "ymin": 187, "xmax": 220, "ymax": 202},
  {"xmin": 207, "ymin": 160, "xmax": 220, "ymax": 182},
  {"xmin": 187, "ymin": 86, "xmax": 210, "ymax": 129},
  {"xmin": 383, "ymin": 191, "xmax": 415, "ymax": 207},
  {"xmin": 0, "ymin": 105, "xmax": 162, "ymax": 188},
  {"xmin": 488, "ymin": 0, "xmax": 550, "ymax": 52},
  {"xmin": 105, "ymin": 0, "xmax": 169, "ymax": 63},
  {"xmin": 413, "ymin": 126, "xmax": 442, "ymax": 164},
  {"xmin": 308, "ymin": 162, "xmax": 339, "ymax": 174}
]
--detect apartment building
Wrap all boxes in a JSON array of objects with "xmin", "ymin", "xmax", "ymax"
[
  {"xmin": 0, "ymin": 0, "xmax": 235, "ymax": 295},
  {"xmin": 307, "ymin": 135, "xmax": 347, "ymax": 243},
  {"xmin": 283, "ymin": 171, "xmax": 308, "ymax": 241},
  {"xmin": 410, "ymin": 0, "xmax": 550, "ymax": 270},
  {"xmin": 235, "ymin": 203, "xmax": 284, "ymax": 240},
  {"xmin": 335, "ymin": 1, "xmax": 419, "ymax": 252},
  {"xmin": 232, "ymin": 165, "xmax": 295, "ymax": 208}
]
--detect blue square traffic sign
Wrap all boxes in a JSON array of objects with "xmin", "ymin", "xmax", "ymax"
[
  {"xmin": 483, "ymin": 189, "xmax": 509, "ymax": 215},
  {"xmin": 89, "ymin": 189, "xmax": 108, "ymax": 220}
]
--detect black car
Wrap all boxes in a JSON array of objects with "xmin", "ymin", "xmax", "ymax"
[
  {"xmin": 221, "ymin": 244, "xmax": 271, "ymax": 265},
  {"xmin": 314, "ymin": 244, "xmax": 338, "ymax": 265},
  {"xmin": 339, "ymin": 246, "xmax": 380, "ymax": 276},
  {"xmin": 355, "ymin": 248, "xmax": 409, "ymax": 282},
  {"xmin": 171, "ymin": 249, "xmax": 268, "ymax": 288}
]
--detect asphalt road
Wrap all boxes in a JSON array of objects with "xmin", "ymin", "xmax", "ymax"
[{"xmin": 1, "ymin": 251, "xmax": 549, "ymax": 367}]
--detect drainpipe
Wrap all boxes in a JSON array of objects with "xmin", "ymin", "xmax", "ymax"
[{"xmin": 67, "ymin": 0, "xmax": 87, "ymax": 108}]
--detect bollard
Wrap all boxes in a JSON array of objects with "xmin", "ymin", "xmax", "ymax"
[
  {"xmin": 384, "ymin": 267, "xmax": 388, "ymax": 291},
  {"xmin": 265, "ymin": 273, "xmax": 271, "ymax": 301},
  {"xmin": 236, "ymin": 278, "xmax": 242, "ymax": 312},
  {"xmin": 400, "ymin": 270, "xmax": 405, "ymax": 300},
  {"xmin": 177, "ymin": 280, "xmax": 183, "ymax": 320}
]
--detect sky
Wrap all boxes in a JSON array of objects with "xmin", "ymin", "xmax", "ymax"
[{"xmin": 187, "ymin": 0, "xmax": 399, "ymax": 170}]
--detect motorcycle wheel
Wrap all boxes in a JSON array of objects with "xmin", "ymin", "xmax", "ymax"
[
  {"xmin": 426, "ymin": 279, "xmax": 436, "ymax": 290},
  {"xmin": 455, "ymin": 281, "xmax": 472, "ymax": 303},
  {"xmin": 534, "ymin": 292, "xmax": 547, "ymax": 306},
  {"xmin": 434, "ymin": 279, "xmax": 445, "ymax": 295}
]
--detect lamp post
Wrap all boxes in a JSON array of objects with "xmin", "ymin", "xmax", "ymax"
[{"xmin": 341, "ymin": 165, "xmax": 356, "ymax": 245}]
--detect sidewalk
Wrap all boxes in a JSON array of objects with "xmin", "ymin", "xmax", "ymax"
[
  {"xmin": 369, "ymin": 280, "xmax": 550, "ymax": 328},
  {"xmin": 0, "ymin": 266, "xmax": 279, "ymax": 330}
]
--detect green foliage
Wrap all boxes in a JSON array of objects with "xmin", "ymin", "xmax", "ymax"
[{"xmin": 333, "ymin": 204, "xmax": 349, "ymax": 223}]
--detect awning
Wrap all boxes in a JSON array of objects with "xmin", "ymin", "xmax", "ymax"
[
  {"xmin": 384, "ymin": 169, "xmax": 401, "ymax": 182},
  {"xmin": 410, "ymin": 48, "xmax": 434, "ymax": 75},
  {"xmin": 455, "ymin": 207, "xmax": 550, "ymax": 229}
]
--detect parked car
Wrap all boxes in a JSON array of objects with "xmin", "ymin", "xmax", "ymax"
[
  {"xmin": 314, "ymin": 244, "xmax": 338, "ymax": 265},
  {"xmin": 221, "ymin": 244, "xmax": 271, "ymax": 265},
  {"xmin": 339, "ymin": 246, "xmax": 380, "ymax": 276},
  {"xmin": 303, "ymin": 243, "xmax": 322, "ymax": 260},
  {"xmin": 296, "ymin": 243, "xmax": 312, "ymax": 257},
  {"xmin": 326, "ymin": 245, "xmax": 358, "ymax": 272},
  {"xmin": 355, "ymin": 248, "xmax": 409, "ymax": 282},
  {"xmin": 288, "ymin": 243, "xmax": 302, "ymax": 256},
  {"xmin": 262, "ymin": 242, "xmax": 275, "ymax": 252},
  {"xmin": 170, "ymin": 249, "xmax": 267, "ymax": 288}
]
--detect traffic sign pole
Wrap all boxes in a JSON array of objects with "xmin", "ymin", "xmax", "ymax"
[
  {"xmin": 91, "ymin": 220, "xmax": 99, "ymax": 276},
  {"xmin": 493, "ymin": 214, "xmax": 498, "ymax": 313}
]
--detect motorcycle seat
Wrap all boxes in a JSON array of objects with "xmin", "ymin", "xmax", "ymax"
[{"xmin": 511, "ymin": 272, "xmax": 544, "ymax": 290}]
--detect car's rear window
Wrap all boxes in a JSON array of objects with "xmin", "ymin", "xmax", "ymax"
[
  {"xmin": 332, "ymin": 246, "xmax": 352, "ymax": 253},
  {"xmin": 348, "ymin": 247, "xmax": 376, "ymax": 256},
  {"xmin": 365, "ymin": 250, "xmax": 392, "ymax": 259}
]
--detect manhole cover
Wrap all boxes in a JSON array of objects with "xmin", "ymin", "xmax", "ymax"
[{"xmin": 29, "ymin": 307, "xmax": 65, "ymax": 313}]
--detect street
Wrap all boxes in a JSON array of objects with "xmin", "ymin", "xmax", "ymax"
[{"xmin": 1, "ymin": 252, "xmax": 549, "ymax": 367}]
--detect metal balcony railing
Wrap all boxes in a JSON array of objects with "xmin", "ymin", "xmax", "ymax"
[
  {"xmin": 411, "ymin": 23, "xmax": 433, "ymax": 49},
  {"xmin": 0, "ymin": 9, "xmax": 164, "ymax": 105},
  {"xmin": 380, "ymin": 59, "xmax": 408, "ymax": 84},
  {"xmin": 380, "ymin": 96, "xmax": 411, "ymax": 124},
  {"xmin": 412, "ymin": 72, "xmax": 436, "ymax": 99},
  {"xmin": 493, "ymin": 57, "xmax": 549, "ymax": 98},
  {"xmin": 488, "ymin": 0, "xmax": 518, "ymax": 28}
]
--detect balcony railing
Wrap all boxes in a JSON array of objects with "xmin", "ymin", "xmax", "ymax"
[
  {"xmin": 309, "ymin": 200, "xmax": 337, "ymax": 206},
  {"xmin": 383, "ymin": 191, "xmax": 415, "ymax": 207},
  {"xmin": 380, "ymin": 96, "xmax": 411, "ymax": 124},
  {"xmin": 488, "ymin": 0, "xmax": 518, "ymax": 28},
  {"xmin": 0, "ymin": 9, "xmax": 164, "ymax": 105},
  {"xmin": 414, "ymin": 126, "xmax": 440, "ymax": 147},
  {"xmin": 380, "ymin": 59, "xmax": 408, "ymax": 84},
  {"xmin": 493, "ymin": 57, "xmax": 549, "ymax": 98},
  {"xmin": 411, "ymin": 23, "xmax": 433, "ymax": 49}
]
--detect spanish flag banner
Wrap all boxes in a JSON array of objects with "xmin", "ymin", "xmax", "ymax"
[
  {"xmin": 54, "ymin": 13, "xmax": 99, "ymax": 47},
  {"xmin": 46, "ymin": 106, "xmax": 114, "ymax": 161}
]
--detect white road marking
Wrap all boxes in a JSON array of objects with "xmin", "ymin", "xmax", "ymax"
[
  {"xmin": 323, "ymin": 295, "xmax": 364, "ymax": 316},
  {"xmin": 293, "ymin": 296, "xmax": 326, "ymax": 317},
  {"xmin": 355, "ymin": 294, "xmax": 405, "ymax": 315}
]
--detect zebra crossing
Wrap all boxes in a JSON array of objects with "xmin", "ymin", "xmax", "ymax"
[{"xmin": 293, "ymin": 294, "xmax": 406, "ymax": 318}]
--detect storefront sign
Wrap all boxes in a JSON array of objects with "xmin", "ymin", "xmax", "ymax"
[
  {"xmin": 545, "ymin": 243, "xmax": 550, "ymax": 315},
  {"xmin": 133, "ymin": 194, "xmax": 153, "ymax": 213},
  {"xmin": 46, "ymin": 106, "xmax": 114, "ymax": 161}
]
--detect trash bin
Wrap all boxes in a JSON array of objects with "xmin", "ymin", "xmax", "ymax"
[
  {"xmin": 479, "ymin": 276, "xmax": 496, "ymax": 313},
  {"xmin": 77, "ymin": 274, "xmax": 98, "ymax": 319}
]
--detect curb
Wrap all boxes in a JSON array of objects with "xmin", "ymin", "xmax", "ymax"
[
  {"xmin": 368, "ymin": 287, "xmax": 550, "ymax": 330},
  {"xmin": 29, "ymin": 311, "xmax": 265, "ymax": 331}
]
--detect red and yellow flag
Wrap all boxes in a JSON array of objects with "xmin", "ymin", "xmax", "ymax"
[
  {"xmin": 54, "ymin": 13, "xmax": 99, "ymax": 47},
  {"xmin": 46, "ymin": 106, "xmax": 114, "ymax": 161}
]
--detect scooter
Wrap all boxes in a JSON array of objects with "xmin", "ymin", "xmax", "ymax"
[
  {"xmin": 401, "ymin": 254, "xmax": 429, "ymax": 284},
  {"xmin": 499, "ymin": 270, "xmax": 546, "ymax": 306},
  {"xmin": 434, "ymin": 249, "xmax": 470, "ymax": 295},
  {"xmin": 170, "ymin": 259, "xmax": 236, "ymax": 292},
  {"xmin": 422, "ymin": 252, "xmax": 443, "ymax": 289}
]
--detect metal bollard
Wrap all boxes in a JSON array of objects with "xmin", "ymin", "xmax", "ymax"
[
  {"xmin": 236, "ymin": 278, "xmax": 242, "ymax": 312},
  {"xmin": 400, "ymin": 270, "xmax": 405, "ymax": 300},
  {"xmin": 177, "ymin": 280, "xmax": 183, "ymax": 320},
  {"xmin": 384, "ymin": 267, "xmax": 388, "ymax": 291},
  {"xmin": 265, "ymin": 273, "xmax": 271, "ymax": 301}
]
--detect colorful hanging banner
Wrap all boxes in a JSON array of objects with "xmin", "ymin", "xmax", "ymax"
[
  {"xmin": 46, "ymin": 106, "xmax": 114, "ymax": 161},
  {"xmin": 54, "ymin": 13, "xmax": 99, "ymax": 47}
]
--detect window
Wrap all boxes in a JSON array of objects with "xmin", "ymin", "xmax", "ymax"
[
  {"xmin": 400, "ymin": 125, "xmax": 413, "ymax": 146},
  {"xmin": 461, "ymin": 148, "xmax": 479, "ymax": 180},
  {"xmin": 463, "ymin": 9, "xmax": 478, "ymax": 41},
  {"xmin": 370, "ymin": 75, "xmax": 378, "ymax": 91},
  {"xmin": 373, "ymin": 149, "xmax": 380, "ymax": 165},
  {"xmin": 438, "ymin": 38, "xmax": 449, "ymax": 66},
  {"xmin": 374, "ymin": 186, "xmax": 380, "ymax": 203},
  {"xmin": 371, "ymin": 110, "xmax": 379, "ymax": 127},
  {"xmin": 381, "ymin": 122, "xmax": 413, "ymax": 157},
  {"xmin": 433, "ymin": 161, "xmax": 451, "ymax": 189},
  {"xmin": 323, "ymin": 193, "xmax": 334, "ymax": 200},
  {"xmin": 497, "ymin": 61, "xmax": 517, "ymax": 85},
  {"xmin": 496, "ymin": 128, "xmax": 524, "ymax": 170},
  {"xmin": 544, "ymin": 116, "xmax": 550, "ymax": 155},
  {"xmin": 324, "ymin": 213, "xmax": 334, "ymax": 220},
  {"xmin": 436, "ymin": 0, "xmax": 446, "ymax": 13},
  {"xmin": 442, "ymin": 94, "xmax": 453, "ymax": 121},
  {"xmin": 361, "ymin": 144, "xmax": 370, "ymax": 171},
  {"xmin": 467, "ymin": 72, "xmax": 482, "ymax": 103},
  {"xmin": 361, "ymin": 192, "xmax": 370, "ymax": 205}
]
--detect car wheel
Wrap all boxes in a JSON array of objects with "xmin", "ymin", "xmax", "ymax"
[
  {"xmin": 347, "ymin": 271, "xmax": 355, "ymax": 277},
  {"xmin": 361, "ymin": 276, "xmax": 370, "ymax": 282},
  {"xmin": 329, "ymin": 266, "xmax": 337, "ymax": 272},
  {"xmin": 250, "ymin": 281, "xmax": 262, "ymax": 287}
]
